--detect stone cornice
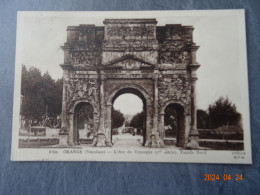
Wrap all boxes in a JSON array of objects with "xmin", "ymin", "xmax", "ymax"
[
  {"xmin": 60, "ymin": 64, "xmax": 73, "ymax": 70},
  {"xmin": 187, "ymin": 64, "xmax": 200, "ymax": 71},
  {"xmin": 67, "ymin": 25, "xmax": 95, "ymax": 31},
  {"xmin": 190, "ymin": 45, "xmax": 200, "ymax": 51},
  {"xmin": 61, "ymin": 45, "xmax": 72, "ymax": 51},
  {"xmin": 103, "ymin": 19, "xmax": 157, "ymax": 25}
]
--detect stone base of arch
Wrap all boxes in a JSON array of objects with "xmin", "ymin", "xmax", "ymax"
[
  {"xmin": 145, "ymin": 130, "xmax": 165, "ymax": 148},
  {"xmin": 92, "ymin": 132, "xmax": 112, "ymax": 147},
  {"xmin": 185, "ymin": 129, "xmax": 199, "ymax": 149},
  {"xmin": 58, "ymin": 131, "xmax": 69, "ymax": 146}
]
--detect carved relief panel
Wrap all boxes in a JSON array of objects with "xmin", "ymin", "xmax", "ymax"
[
  {"xmin": 158, "ymin": 73, "xmax": 191, "ymax": 114},
  {"xmin": 66, "ymin": 78, "xmax": 100, "ymax": 114},
  {"xmin": 104, "ymin": 19, "xmax": 157, "ymax": 40},
  {"xmin": 159, "ymin": 46, "xmax": 190, "ymax": 65},
  {"xmin": 158, "ymin": 25, "xmax": 192, "ymax": 66},
  {"xmin": 106, "ymin": 25, "xmax": 155, "ymax": 39},
  {"xmin": 69, "ymin": 50, "xmax": 101, "ymax": 66}
]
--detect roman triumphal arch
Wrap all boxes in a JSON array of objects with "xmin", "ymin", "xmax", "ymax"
[{"xmin": 59, "ymin": 19, "xmax": 200, "ymax": 148}]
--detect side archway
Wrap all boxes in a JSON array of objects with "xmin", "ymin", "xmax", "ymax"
[
  {"xmin": 163, "ymin": 102, "xmax": 185, "ymax": 146},
  {"xmin": 73, "ymin": 102, "xmax": 95, "ymax": 145}
]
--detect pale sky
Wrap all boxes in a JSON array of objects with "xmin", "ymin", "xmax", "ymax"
[
  {"xmin": 113, "ymin": 94, "xmax": 143, "ymax": 115},
  {"xmin": 17, "ymin": 11, "xmax": 249, "ymax": 115}
]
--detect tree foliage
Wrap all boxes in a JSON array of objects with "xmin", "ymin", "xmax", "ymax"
[
  {"xmin": 112, "ymin": 109, "xmax": 125, "ymax": 129},
  {"xmin": 21, "ymin": 65, "xmax": 63, "ymax": 120},
  {"xmin": 197, "ymin": 109, "xmax": 209, "ymax": 129},
  {"xmin": 207, "ymin": 97, "xmax": 241, "ymax": 129},
  {"xmin": 129, "ymin": 111, "xmax": 145, "ymax": 129},
  {"xmin": 197, "ymin": 97, "xmax": 241, "ymax": 129}
]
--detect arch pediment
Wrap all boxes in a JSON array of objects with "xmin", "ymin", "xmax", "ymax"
[{"xmin": 103, "ymin": 54, "xmax": 155, "ymax": 69}]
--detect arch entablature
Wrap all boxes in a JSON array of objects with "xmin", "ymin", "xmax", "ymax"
[
  {"xmin": 106, "ymin": 83, "xmax": 152, "ymax": 106},
  {"xmin": 68, "ymin": 99, "xmax": 98, "ymax": 115},
  {"xmin": 160, "ymin": 99, "xmax": 188, "ymax": 115}
]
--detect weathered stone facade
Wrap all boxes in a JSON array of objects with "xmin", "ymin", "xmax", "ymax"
[{"xmin": 60, "ymin": 19, "xmax": 200, "ymax": 148}]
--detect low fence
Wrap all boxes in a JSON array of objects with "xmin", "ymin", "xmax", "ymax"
[{"xmin": 197, "ymin": 128, "xmax": 243, "ymax": 140}]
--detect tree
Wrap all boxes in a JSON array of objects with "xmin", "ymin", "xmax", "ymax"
[
  {"xmin": 21, "ymin": 65, "xmax": 45, "ymax": 120},
  {"xmin": 20, "ymin": 65, "xmax": 63, "ymax": 122},
  {"xmin": 53, "ymin": 78, "xmax": 63, "ymax": 116},
  {"xmin": 130, "ymin": 111, "xmax": 145, "ymax": 130},
  {"xmin": 197, "ymin": 109, "xmax": 209, "ymax": 129},
  {"xmin": 208, "ymin": 97, "xmax": 241, "ymax": 128},
  {"xmin": 112, "ymin": 109, "xmax": 125, "ymax": 129},
  {"xmin": 41, "ymin": 72, "xmax": 56, "ymax": 116},
  {"xmin": 41, "ymin": 72, "xmax": 63, "ymax": 117},
  {"xmin": 125, "ymin": 120, "xmax": 130, "ymax": 127}
]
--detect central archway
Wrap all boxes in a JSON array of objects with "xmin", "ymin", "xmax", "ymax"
[
  {"xmin": 107, "ymin": 86, "xmax": 150, "ymax": 147},
  {"xmin": 112, "ymin": 88, "xmax": 146, "ymax": 146}
]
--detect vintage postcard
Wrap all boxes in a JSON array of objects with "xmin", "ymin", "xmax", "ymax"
[{"xmin": 11, "ymin": 10, "xmax": 252, "ymax": 163}]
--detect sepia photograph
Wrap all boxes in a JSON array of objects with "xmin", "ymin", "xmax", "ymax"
[{"xmin": 11, "ymin": 10, "xmax": 251, "ymax": 163}]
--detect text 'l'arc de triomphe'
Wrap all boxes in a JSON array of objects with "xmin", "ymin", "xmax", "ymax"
[{"xmin": 59, "ymin": 19, "xmax": 200, "ymax": 148}]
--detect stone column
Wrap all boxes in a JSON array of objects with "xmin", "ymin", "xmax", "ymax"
[
  {"xmin": 187, "ymin": 45, "xmax": 200, "ymax": 149},
  {"xmin": 152, "ymin": 74, "xmax": 159, "ymax": 131},
  {"xmin": 59, "ymin": 64, "xmax": 72, "ymax": 146},
  {"xmin": 60, "ymin": 46, "xmax": 71, "ymax": 129},
  {"xmin": 190, "ymin": 45, "xmax": 199, "ymax": 65},
  {"xmin": 93, "ymin": 111, "xmax": 99, "ymax": 135},
  {"xmin": 190, "ymin": 79, "xmax": 197, "ymax": 131},
  {"xmin": 159, "ymin": 112, "xmax": 165, "ymax": 140},
  {"xmin": 61, "ymin": 69, "xmax": 69, "ymax": 128},
  {"xmin": 188, "ymin": 77, "xmax": 199, "ymax": 149},
  {"xmin": 98, "ymin": 78, "xmax": 105, "ymax": 133},
  {"xmin": 145, "ymin": 104, "xmax": 153, "ymax": 146},
  {"xmin": 146, "ymin": 73, "xmax": 165, "ymax": 148},
  {"xmin": 93, "ymin": 76, "xmax": 111, "ymax": 147},
  {"xmin": 68, "ymin": 114, "xmax": 74, "ymax": 146},
  {"xmin": 105, "ymin": 103, "xmax": 113, "ymax": 144}
]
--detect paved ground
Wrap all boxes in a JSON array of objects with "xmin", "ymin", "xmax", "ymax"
[
  {"xmin": 111, "ymin": 134, "xmax": 181, "ymax": 150},
  {"xmin": 112, "ymin": 134, "xmax": 143, "ymax": 148},
  {"xmin": 20, "ymin": 129, "xmax": 181, "ymax": 149},
  {"xmin": 20, "ymin": 128, "xmax": 233, "ymax": 150}
]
